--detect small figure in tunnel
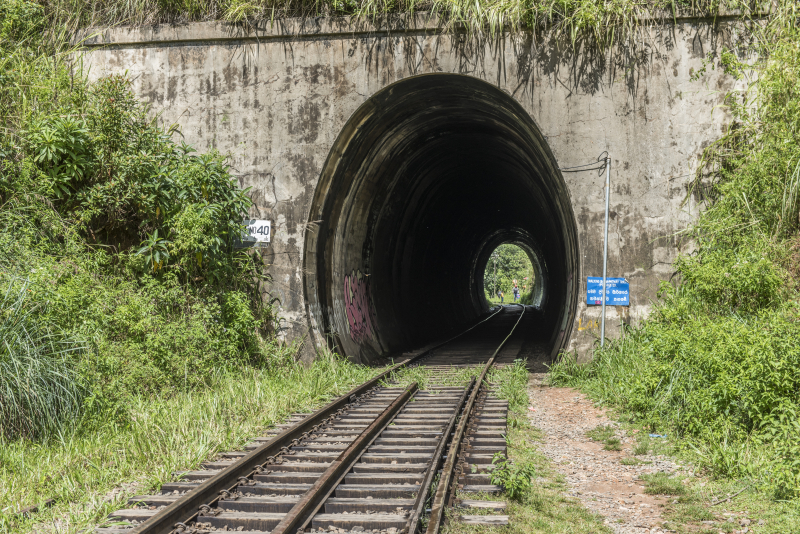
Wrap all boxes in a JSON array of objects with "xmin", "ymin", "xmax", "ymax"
[
  {"xmin": 513, "ymin": 285, "xmax": 520, "ymax": 302},
  {"xmin": 498, "ymin": 290, "xmax": 504, "ymax": 304}
]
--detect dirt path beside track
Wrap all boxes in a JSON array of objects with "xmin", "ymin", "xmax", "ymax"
[{"xmin": 527, "ymin": 373, "xmax": 684, "ymax": 534}]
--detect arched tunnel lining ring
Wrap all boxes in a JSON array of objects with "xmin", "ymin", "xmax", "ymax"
[
  {"xmin": 473, "ymin": 229, "xmax": 548, "ymax": 310},
  {"xmin": 303, "ymin": 73, "xmax": 580, "ymax": 364}
]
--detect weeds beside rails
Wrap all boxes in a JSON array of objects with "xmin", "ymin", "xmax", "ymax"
[
  {"xmin": 0, "ymin": 348, "xmax": 385, "ymax": 534},
  {"xmin": 488, "ymin": 361, "xmax": 538, "ymax": 502},
  {"xmin": 444, "ymin": 359, "xmax": 610, "ymax": 534}
]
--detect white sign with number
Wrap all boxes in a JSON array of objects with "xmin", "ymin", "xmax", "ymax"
[{"xmin": 241, "ymin": 219, "xmax": 271, "ymax": 246}]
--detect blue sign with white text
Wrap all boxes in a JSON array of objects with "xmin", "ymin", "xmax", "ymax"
[{"xmin": 586, "ymin": 277, "xmax": 629, "ymax": 306}]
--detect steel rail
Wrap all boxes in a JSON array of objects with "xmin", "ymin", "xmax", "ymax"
[
  {"xmin": 133, "ymin": 307, "xmax": 505, "ymax": 534},
  {"xmin": 405, "ymin": 379, "xmax": 475, "ymax": 534},
  {"xmin": 424, "ymin": 304, "xmax": 526, "ymax": 534},
  {"xmin": 271, "ymin": 383, "xmax": 419, "ymax": 534}
]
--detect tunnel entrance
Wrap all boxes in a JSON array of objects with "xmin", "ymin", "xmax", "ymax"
[
  {"xmin": 302, "ymin": 74, "xmax": 579, "ymax": 364},
  {"xmin": 482, "ymin": 243, "xmax": 543, "ymax": 308}
]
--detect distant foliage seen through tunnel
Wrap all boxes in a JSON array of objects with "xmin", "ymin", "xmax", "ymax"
[{"xmin": 484, "ymin": 244, "xmax": 534, "ymax": 304}]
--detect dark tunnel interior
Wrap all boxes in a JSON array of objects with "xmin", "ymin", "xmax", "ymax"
[{"xmin": 303, "ymin": 74, "xmax": 579, "ymax": 364}]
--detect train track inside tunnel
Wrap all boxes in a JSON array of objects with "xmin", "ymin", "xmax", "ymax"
[{"xmin": 99, "ymin": 305, "xmax": 528, "ymax": 534}]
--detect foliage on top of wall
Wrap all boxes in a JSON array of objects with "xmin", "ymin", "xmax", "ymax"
[{"xmin": 30, "ymin": 0, "xmax": 772, "ymax": 42}]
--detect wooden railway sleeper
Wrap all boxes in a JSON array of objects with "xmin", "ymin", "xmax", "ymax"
[
  {"xmin": 157, "ymin": 385, "xmax": 389, "ymax": 534},
  {"xmin": 405, "ymin": 378, "xmax": 475, "ymax": 534},
  {"xmin": 101, "ymin": 308, "xmax": 511, "ymax": 534},
  {"xmin": 425, "ymin": 305, "xmax": 525, "ymax": 534},
  {"xmin": 269, "ymin": 383, "xmax": 419, "ymax": 534}
]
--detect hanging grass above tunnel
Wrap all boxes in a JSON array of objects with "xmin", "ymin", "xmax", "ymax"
[{"xmin": 33, "ymin": 0, "xmax": 767, "ymax": 42}]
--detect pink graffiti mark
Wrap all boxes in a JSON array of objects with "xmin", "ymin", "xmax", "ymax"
[{"xmin": 344, "ymin": 270, "xmax": 375, "ymax": 343}]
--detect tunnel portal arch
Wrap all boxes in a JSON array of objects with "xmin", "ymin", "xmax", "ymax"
[
  {"xmin": 476, "ymin": 235, "xmax": 548, "ymax": 310},
  {"xmin": 302, "ymin": 73, "xmax": 579, "ymax": 363}
]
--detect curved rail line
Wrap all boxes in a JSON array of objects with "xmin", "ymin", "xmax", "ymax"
[{"xmin": 101, "ymin": 305, "xmax": 526, "ymax": 534}]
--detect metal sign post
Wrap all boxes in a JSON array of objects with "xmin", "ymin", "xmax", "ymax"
[
  {"xmin": 601, "ymin": 157, "xmax": 610, "ymax": 347},
  {"xmin": 560, "ymin": 152, "xmax": 612, "ymax": 348}
]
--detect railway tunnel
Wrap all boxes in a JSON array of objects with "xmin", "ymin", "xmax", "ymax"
[{"xmin": 303, "ymin": 74, "xmax": 580, "ymax": 364}]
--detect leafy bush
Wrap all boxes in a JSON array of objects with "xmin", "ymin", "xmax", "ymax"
[
  {"xmin": 0, "ymin": 0, "xmax": 43, "ymax": 42},
  {"xmin": 552, "ymin": 290, "xmax": 800, "ymax": 495},
  {"xmin": 519, "ymin": 288, "xmax": 533, "ymax": 305},
  {"xmin": 484, "ymin": 244, "xmax": 534, "ymax": 301},
  {"xmin": 0, "ymin": 2, "xmax": 280, "ymax": 440},
  {"xmin": 18, "ymin": 75, "xmax": 253, "ymax": 283},
  {"xmin": 552, "ymin": 4, "xmax": 800, "ymax": 500}
]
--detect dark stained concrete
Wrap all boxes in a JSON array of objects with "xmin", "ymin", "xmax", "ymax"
[
  {"xmin": 83, "ymin": 15, "xmax": 749, "ymax": 361},
  {"xmin": 304, "ymin": 75, "xmax": 578, "ymax": 362}
]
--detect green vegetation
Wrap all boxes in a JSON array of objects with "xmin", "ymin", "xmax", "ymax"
[
  {"xmin": 488, "ymin": 360, "xmax": 530, "ymax": 412},
  {"xmin": 0, "ymin": 0, "xmax": 281, "ymax": 443},
  {"xmin": 586, "ymin": 425, "xmax": 623, "ymax": 451},
  {"xmin": 28, "ymin": 0, "xmax": 764, "ymax": 42},
  {"xmin": 641, "ymin": 472, "xmax": 687, "ymax": 496},
  {"xmin": 0, "ymin": 280, "xmax": 86, "ymax": 441},
  {"xmin": 659, "ymin": 476, "xmax": 800, "ymax": 533},
  {"xmin": 585, "ymin": 424, "xmax": 615, "ymax": 442},
  {"xmin": 1, "ymin": 350, "xmax": 383, "ymax": 533},
  {"xmin": 3, "ymin": 0, "xmax": 800, "ymax": 530},
  {"xmin": 551, "ymin": 0, "xmax": 800, "ymax": 502},
  {"xmin": 632, "ymin": 435, "xmax": 651, "ymax": 456},
  {"xmin": 484, "ymin": 244, "xmax": 534, "ymax": 304},
  {"xmin": 383, "ymin": 362, "xmax": 483, "ymax": 389},
  {"xmin": 490, "ymin": 452, "xmax": 538, "ymax": 501},
  {"xmin": 444, "ymin": 359, "xmax": 611, "ymax": 534},
  {"xmin": 0, "ymin": 3, "xmax": 351, "ymax": 530}
]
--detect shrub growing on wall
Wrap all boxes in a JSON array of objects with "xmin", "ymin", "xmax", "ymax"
[
  {"xmin": 0, "ymin": 2, "xmax": 278, "ymax": 438},
  {"xmin": 551, "ymin": 6, "xmax": 800, "ymax": 499}
]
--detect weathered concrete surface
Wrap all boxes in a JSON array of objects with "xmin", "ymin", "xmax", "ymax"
[{"xmin": 83, "ymin": 15, "xmax": 746, "ymax": 361}]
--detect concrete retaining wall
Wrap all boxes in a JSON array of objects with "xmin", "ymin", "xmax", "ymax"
[{"xmin": 83, "ymin": 15, "xmax": 746, "ymax": 361}]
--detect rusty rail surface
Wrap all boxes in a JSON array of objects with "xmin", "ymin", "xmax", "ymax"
[
  {"xmin": 424, "ymin": 304, "xmax": 526, "ymax": 534},
  {"xmin": 271, "ymin": 383, "xmax": 419, "ymax": 534},
  {"xmin": 131, "ymin": 306, "xmax": 505, "ymax": 534}
]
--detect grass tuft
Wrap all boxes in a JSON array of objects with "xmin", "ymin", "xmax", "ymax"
[
  {"xmin": 632, "ymin": 436, "xmax": 650, "ymax": 456},
  {"xmin": 0, "ymin": 278, "xmax": 87, "ymax": 440},
  {"xmin": 641, "ymin": 472, "xmax": 686, "ymax": 496},
  {"xmin": 586, "ymin": 425, "xmax": 622, "ymax": 451},
  {"xmin": 488, "ymin": 360, "xmax": 529, "ymax": 413},
  {"xmin": 586, "ymin": 425, "xmax": 615, "ymax": 442}
]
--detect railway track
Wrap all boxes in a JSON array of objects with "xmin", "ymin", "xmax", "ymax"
[{"xmin": 101, "ymin": 305, "xmax": 527, "ymax": 534}]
